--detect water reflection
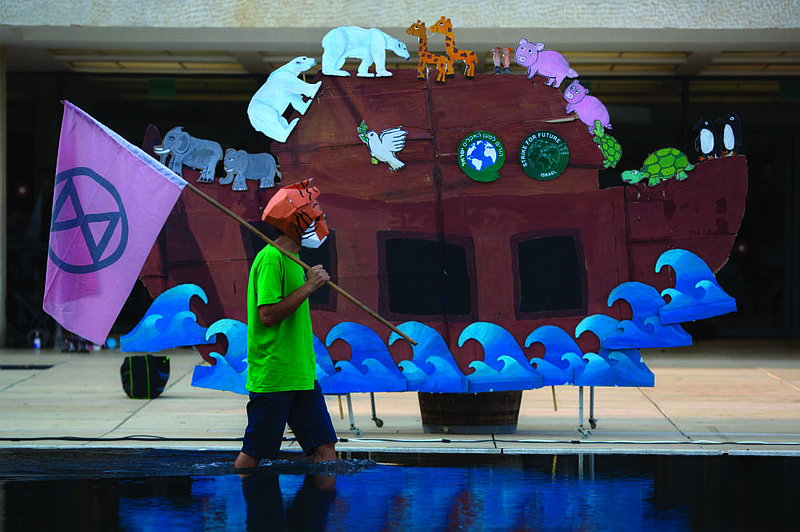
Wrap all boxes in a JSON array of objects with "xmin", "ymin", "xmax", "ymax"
[
  {"xmin": 1, "ymin": 452, "xmax": 798, "ymax": 531},
  {"xmin": 241, "ymin": 474, "xmax": 336, "ymax": 532}
]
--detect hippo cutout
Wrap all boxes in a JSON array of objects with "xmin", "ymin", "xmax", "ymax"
[
  {"xmin": 515, "ymin": 39, "xmax": 578, "ymax": 88},
  {"xmin": 564, "ymin": 80, "xmax": 612, "ymax": 133}
]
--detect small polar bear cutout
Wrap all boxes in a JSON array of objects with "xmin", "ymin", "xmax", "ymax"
[
  {"xmin": 247, "ymin": 56, "xmax": 321, "ymax": 143},
  {"xmin": 322, "ymin": 26, "xmax": 410, "ymax": 77}
]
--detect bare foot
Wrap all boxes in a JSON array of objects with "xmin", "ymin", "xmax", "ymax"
[
  {"xmin": 234, "ymin": 452, "xmax": 260, "ymax": 469},
  {"xmin": 313, "ymin": 442, "xmax": 337, "ymax": 463}
]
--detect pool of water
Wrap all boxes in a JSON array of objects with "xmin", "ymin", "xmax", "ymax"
[{"xmin": 1, "ymin": 449, "xmax": 797, "ymax": 531}]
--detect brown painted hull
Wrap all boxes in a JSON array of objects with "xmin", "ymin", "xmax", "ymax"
[{"xmin": 140, "ymin": 70, "xmax": 747, "ymax": 367}]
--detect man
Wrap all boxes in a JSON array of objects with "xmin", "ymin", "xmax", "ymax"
[{"xmin": 235, "ymin": 180, "xmax": 338, "ymax": 468}]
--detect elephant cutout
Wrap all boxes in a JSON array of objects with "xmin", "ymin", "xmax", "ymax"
[
  {"xmin": 154, "ymin": 126, "xmax": 223, "ymax": 183},
  {"xmin": 221, "ymin": 149, "xmax": 281, "ymax": 191}
]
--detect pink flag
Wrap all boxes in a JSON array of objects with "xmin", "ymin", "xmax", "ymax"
[{"xmin": 43, "ymin": 101, "xmax": 187, "ymax": 345}]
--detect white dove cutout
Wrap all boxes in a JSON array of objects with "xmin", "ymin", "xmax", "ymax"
[{"xmin": 360, "ymin": 124, "xmax": 408, "ymax": 171}]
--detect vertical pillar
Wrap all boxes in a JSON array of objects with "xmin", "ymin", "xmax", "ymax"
[{"xmin": 0, "ymin": 46, "xmax": 6, "ymax": 347}]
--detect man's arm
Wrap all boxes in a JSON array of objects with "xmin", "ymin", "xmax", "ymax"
[{"xmin": 258, "ymin": 264, "xmax": 330, "ymax": 327}]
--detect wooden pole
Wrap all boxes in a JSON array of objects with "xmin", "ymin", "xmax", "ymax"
[{"xmin": 183, "ymin": 181, "xmax": 418, "ymax": 346}]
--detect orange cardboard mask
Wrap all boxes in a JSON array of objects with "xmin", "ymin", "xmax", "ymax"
[{"xmin": 262, "ymin": 179, "xmax": 329, "ymax": 247}]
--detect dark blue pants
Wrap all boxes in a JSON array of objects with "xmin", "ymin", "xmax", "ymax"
[{"xmin": 241, "ymin": 381, "xmax": 337, "ymax": 460}]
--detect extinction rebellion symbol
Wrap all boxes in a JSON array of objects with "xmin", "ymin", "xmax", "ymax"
[
  {"xmin": 49, "ymin": 167, "xmax": 128, "ymax": 274},
  {"xmin": 458, "ymin": 131, "xmax": 506, "ymax": 183},
  {"xmin": 519, "ymin": 130, "xmax": 570, "ymax": 181}
]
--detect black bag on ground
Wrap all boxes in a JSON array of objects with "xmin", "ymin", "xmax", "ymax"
[{"xmin": 120, "ymin": 355, "xmax": 170, "ymax": 399}]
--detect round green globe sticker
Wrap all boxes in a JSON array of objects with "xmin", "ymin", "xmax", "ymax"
[
  {"xmin": 519, "ymin": 130, "xmax": 570, "ymax": 181},
  {"xmin": 458, "ymin": 131, "xmax": 506, "ymax": 183}
]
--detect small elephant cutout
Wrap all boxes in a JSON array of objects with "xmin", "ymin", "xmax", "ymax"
[
  {"xmin": 221, "ymin": 149, "xmax": 281, "ymax": 191},
  {"xmin": 154, "ymin": 126, "xmax": 223, "ymax": 183}
]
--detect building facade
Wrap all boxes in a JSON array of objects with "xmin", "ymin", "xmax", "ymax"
[{"xmin": 1, "ymin": 0, "xmax": 799, "ymax": 346}]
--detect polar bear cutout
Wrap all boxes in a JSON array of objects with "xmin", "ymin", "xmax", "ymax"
[
  {"xmin": 322, "ymin": 26, "xmax": 410, "ymax": 77},
  {"xmin": 247, "ymin": 56, "xmax": 321, "ymax": 143}
]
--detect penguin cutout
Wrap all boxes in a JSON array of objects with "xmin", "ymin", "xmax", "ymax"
[
  {"xmin": 693, "ymin": 117, "xmax": 716, "ymax": 162},
  {"xmin": 715, "ymin": 112, "xmax": 742, "ymax": 157}
]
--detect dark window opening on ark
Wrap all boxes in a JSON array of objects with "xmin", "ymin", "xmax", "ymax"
[
  {"xmin": 243, "ymin": 221, "xmax": 336, "ymax": 309},
  {"xmin": 381, "ymin": 235, "xmax": 473, "ymax": 317},
  {"xmin": 515, "ymin": 233, "xmax": 586, "ymax": 316}
]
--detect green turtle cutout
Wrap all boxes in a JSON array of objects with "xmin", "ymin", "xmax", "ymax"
[
  {"xmin": 592, "ymin": 120, "xmax": 621, "ymax": 168},
  {"xmin": 622, "ymin": 147, "xmax": 695, "ymax": 187}
]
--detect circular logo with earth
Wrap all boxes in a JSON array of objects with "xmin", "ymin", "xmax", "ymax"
[
  {"xmin": 519, "ymin": 131, "xmax": 570, "ymax": 181},
  {"xmin": 458, "ymin": 131, "xmax": 506, "ymax": 183}
]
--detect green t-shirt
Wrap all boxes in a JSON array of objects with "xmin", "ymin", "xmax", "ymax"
[{"xmin": 246, "ymin": 245, "xmax": 316, "ymax": 393}]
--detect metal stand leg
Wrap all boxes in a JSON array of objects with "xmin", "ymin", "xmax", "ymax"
[
  {"xmin": 578, "ymin": 386, "xmax": 590, "ymax": 438},
  {"xmin": 369, "ymin": 393, "xmax": 384, "ymax": 427},
  {"xmin": 346, "ymin": 394, "xmax": 361, "ymax": 437},
  {"xmin": 588, "ymin": 387, "xmax": 597, "ymax": 430},
  {"xmin": 577, "ymin": 453, "xmax": 596, "ymax": 481}
]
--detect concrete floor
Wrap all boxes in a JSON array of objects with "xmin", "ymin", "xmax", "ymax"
[{"xmin": 1, "ymin": 338, "xmax": 799, "ymax": 457}]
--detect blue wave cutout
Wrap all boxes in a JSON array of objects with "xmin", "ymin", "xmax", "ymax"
[
  {"xmin": 460, "ymin": 323, "xmax": 544, "ymax": 392},
  {"xmin": 525, "ymin": 325, "xmax": 585, "ymax": 386},
  {"xmin": 133, "ymin": 249, "xmax": 732, "ymax": 394},
  {"xmin": 576, "ymin": 315, "xmax": 654, "ymax": 387},
  {"xmin": 657, "ymin": 249, "xmax": 737, "ymax": 324},
  {"xmin": 390, "ymin": 322, "xmax": 468, "ymax": 393},
  {"xmin": 121, "ymin": 284, "xmax": 215, "ymax": 352},
  {"xmin": 190, "ymin": 319, "xmax": 248, "ymax": 395},
  {"xmin": 603, "ymin": 282, "xmax": 692, "ymax": 349},
  {"xmin": 319, "ymin": 322, "xmax": 407, "ymax": 393}
]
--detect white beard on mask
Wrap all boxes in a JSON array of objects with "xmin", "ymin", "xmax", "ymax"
[{"xmin": 300, "ymin": 220, "xmax": 327, "ymax": 249}]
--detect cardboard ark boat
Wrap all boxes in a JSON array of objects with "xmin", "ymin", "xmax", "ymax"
[{"xmin": 139, "ymin": 69, "xmax": 747, "ymax": 387}]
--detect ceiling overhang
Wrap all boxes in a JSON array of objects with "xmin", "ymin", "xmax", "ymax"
[{"xmin": 1, "ymin": 26, "xmax": 799, "ymax": 77}]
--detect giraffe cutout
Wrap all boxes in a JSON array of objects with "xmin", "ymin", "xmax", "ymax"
[
  {"xmin": 406, "ymin": 20, "xmax": 448, "ymax": 83},
  {"xmin": 430, "ymin": 16, "xmax": 478, "ymax": 78}
]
